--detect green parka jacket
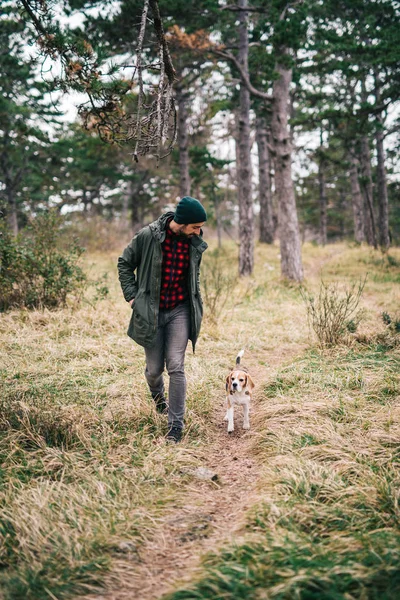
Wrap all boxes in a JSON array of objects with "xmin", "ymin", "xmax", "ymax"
[{"xmin": 117, "ymin": 212, "xmax": 208, "ymax": 351}]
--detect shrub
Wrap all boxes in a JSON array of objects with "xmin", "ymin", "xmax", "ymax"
[
  {"xmin": 382, "ymin": 311, "xmax": 400, "ymax": 333},
  {"xmin": 201, "ymin": 250, "xmax": 237, "ymax": 323},
  {"xmin": 301, "ymin": 277, "xmax": 366, "ymax": 347},
  {"xmin": 370, "ymin": 312, "xmax": 400, "ymax": 349},
  {"xmin": 0, "ymin": 212, "xmax": 87, "ymax": 311}
]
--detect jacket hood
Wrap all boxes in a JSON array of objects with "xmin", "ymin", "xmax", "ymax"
[
  {"xmin": 148, "ymin": 212, "xmax": 175, "ymax": 241},
  {"xmin": 149, "ymin": 212, "xmax": 208, "ymax": 253}
]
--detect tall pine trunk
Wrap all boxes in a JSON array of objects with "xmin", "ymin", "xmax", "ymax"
[
  {"xmin": 349, "ymin": 151, "xmax": 365, "ymax": 243},
  {"xmin": 121, "ymin": 183, "xmax": 129, "ymax": 222},
  {"xmin": 256, "ymin": 114, "xmax": 274, "ymax": 244},
  {"xmin": 374, "ymin": 73, "xmax": 390, "ymax": 251},
  {"xmin": 375, "ymin": 122, "xmax": 390, "ymax": 250},
  {"xmin": 237, "ymin": 0, "xmax": 254, "ymax": 276},
  {"xmin": 318, "ymin": 157, "xmax": 327, "ymax": 246},
  {"xmin": 176, "ymin": 85, "xmax": 191, "ymax": 198},
  {"xmin": 271, "ymin": 52, "xmax": 303, "ymax": 281},
  {"xmin": 211, "ymin": 180, "xmax": 222, "ymax": 249},
  {"xmin": 360, "ymin": 135, "xmax": 377, "ymax": 249},
  {"xmin": 6, "ymin": 187, "xmax": 18, "ymax": 236}
]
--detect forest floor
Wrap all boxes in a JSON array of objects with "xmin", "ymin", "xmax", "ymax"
[{"xmin": 1, "ymin": 241, "xmax": 399, "ymax": 600}]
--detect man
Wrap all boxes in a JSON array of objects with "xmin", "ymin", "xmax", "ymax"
[{"xmin": 117, "ymin": 196, "xmax": 208, "ymax": 443}]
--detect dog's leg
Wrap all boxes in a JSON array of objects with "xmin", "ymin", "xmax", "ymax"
[
  {"xmin": 243, "ymin": 400, "xmax": 250, "ymax": 430},
  {"xmin": 226, "ymin": 397, "xmax": 234, "ymax": 433},
  {"xmin": 224, "ymin": 397, "xmax": 229, "ymax": 421}
]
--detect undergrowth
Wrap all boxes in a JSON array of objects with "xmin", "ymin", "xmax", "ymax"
[
  {"xmin": 165, "ymin": 343, "xmax": 400, "ymax": 599},
  {"xmin": 1, "ymin": 241, "xmax": 399, "ymax": 599}
]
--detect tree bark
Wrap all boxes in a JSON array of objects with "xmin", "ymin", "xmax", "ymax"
[
  {"xmin": 1, "ymin": 142, "xmax": 19, "ymax": 235},
  {"xmin": 349, "ymin": 151, "xmax": 365, "ymax": 243},
  {"xmin": 375, "ymin": 122, "xmax": 390, "ymax": 251},
  {"xmin": 121, "ymin": 181, "xmax": 130, "ymax": 222},
  {"xmin": 236, "ymin": 0, "xmax": 254, "ymax": 276},
  {"xmin": 212, "ymin": 185, "xmax": 223, "ymax": 249},
  {"xmin": 82, "ymin": 189, "xmax": 89, "ymax": 213},
  {"xmin": 6, "ymin": 187, "xmax": 18, "ymax": 236},
  {"xmin": 130, "ymin": 195, "xmax": 141, "ymax": 232},
  {"xmin": 176, "ymin": 85, "xmax": 191, "ymax": 198},
  {"xmin": 374, "ymin": 73, "xmax": 390, "ymax": 251},
  {"xmin": 256, "ymin": 115, "xmax": 274, "ymax": 244},
  {"xmin": 339, "ymin": 186, "xmax": 347, "ymax": 239},
  {"xmin": 318, "ymin": 157, "xmax": 327, "ymax": 246},
  {"xmin": 359, "ymin": 135, "xmax": 377, "ymax": 248},
  {"xmin": 270, "ymin": 53, "xmax": 303, "ymax": 281}
]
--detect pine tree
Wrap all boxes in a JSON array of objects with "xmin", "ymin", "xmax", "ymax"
[
  {"xmin": 306, "ymin": 0, "xmax": 400, "ymax": 249},
  {"xmin": 0, "ymin": 4, "xmax": 58, "ymax": 233}
]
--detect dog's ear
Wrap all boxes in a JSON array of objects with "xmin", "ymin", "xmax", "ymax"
[
  {"xmin": 225, "ymin": 374, "xmax": 231, "ymax": 391},
  {"xmin": 246, "ymin": 374, "xmax": 255, "ymax": 390}
]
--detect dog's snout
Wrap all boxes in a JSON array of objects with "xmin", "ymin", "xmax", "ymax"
[{"xmin": 232, "ymin": 382, "xmax": 238, "ymax": 387}]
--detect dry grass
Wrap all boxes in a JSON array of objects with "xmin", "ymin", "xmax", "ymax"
[
  {"xmin": 163, "ymin": 243, "xmax": 400, "ymax": 600},
  {"xmin": 1, "ymin": 240, "xmax": 400, "ymax": 599}
]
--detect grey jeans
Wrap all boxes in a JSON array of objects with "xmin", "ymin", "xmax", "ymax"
[{"xmin": 144, "ymin": 302, "xmax": 190, "ymax": 428}]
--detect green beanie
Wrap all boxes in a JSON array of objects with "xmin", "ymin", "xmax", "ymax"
[{"xmin": 174, "ymin": 196, "xmax": 207, "ymax": 225}]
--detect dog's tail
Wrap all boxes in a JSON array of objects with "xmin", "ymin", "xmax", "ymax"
[{"xmin": 236, "ymin": 349, "xmax": 245, "ymax": 365}]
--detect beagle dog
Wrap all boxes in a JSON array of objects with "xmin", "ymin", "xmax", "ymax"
[{"xmin": 224, "ymin": 350, "xmax": 255, "ymax": 433}]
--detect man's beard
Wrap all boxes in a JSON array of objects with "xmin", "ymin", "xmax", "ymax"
[{"xmin": 178, "ymin": 226, "xmax": 194, "ymax": 238}]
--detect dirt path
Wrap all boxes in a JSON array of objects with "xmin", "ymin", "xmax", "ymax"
[
  {"xmin": 118, "ymin": 429, "xmax": 261, "ymax": 600},
  {"xmin": 83, "ymin": 360, "xmax": 278, "ymax": 600}
]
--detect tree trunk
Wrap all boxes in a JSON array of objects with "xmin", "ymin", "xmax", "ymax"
[
  {"xmin": 176, "ymin": 85, "xmax": 191, "ymax": 198},
  {"xmin": 236, "ymin": 0, "xmax": 254, "ymax": 276},
  {"xmin": 270, "ymin": 52, "xmax": 303, "ymax": 281},
  {"xmin": 82, "ymin": 189, "xmax": 89, "ymax": 213},
  {"xmin": 318, "ymin": 155, "xmax": 327, "ymax": 246},
  {"xmin": 339, "ymin": 187, "xmax": 347, "ymax": 239},
  {"xmin": 130, "ymin": 191, "xmax": 141, "ymax": 232},
  {"xmin": 256, "ymin": 115, "xmax": 274, "ymax": 244},
  {"xmin": 121, "ymin": 182, "xmax": 130, "ymax": 222},
  {"xmin": 374, "ymin": 73, "xmax": 390, "ymax": 250},
  {"xmin": 6, "ymin": 187, "xmax": 18, "ymax": 236},
  {"xmin": 349, "ymin": 151, "xmax": 365, "ymax": 243},
  {"xmin": 375, "ymin": 123, "xmax": 390, "ymax": 251},
  {"xmin": 360, "ymin": 135, "xmax": 377, "ymax": 249}
]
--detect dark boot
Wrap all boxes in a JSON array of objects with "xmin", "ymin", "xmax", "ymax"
[
  {"xmin": 166, "ymin": 425, "xmax": 182, "ymax": 443},
  {"xmin": 152, "ymin": 392, "xmax": 168, "ymax": 415}
]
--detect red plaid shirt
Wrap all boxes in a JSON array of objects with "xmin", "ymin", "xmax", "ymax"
[{"xmin": 159, "ymin": 219, "xmax": 190, "ymax": 310}]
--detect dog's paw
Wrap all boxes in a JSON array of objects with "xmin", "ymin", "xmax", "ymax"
[
  {"xmin": 243, "ymin": 423, "xmax": 250, "ymax": 430},
  {"xmin": 227, "ymin": 426, "xmax": 234, "ymax": 433}
]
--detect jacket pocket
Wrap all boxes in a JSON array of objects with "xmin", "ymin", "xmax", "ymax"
[{"xmin": 133, "ymin": 290, "xmax": 145, "ymax": 316}]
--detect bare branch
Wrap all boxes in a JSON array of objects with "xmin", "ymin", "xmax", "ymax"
[
  {"xmin": 213, "ymin": 49, "xmax": 273, "ymax": 101},
  {"xmin": 20, "ymin": 0, "xmax": 47, "ymax": 34},
  {"xmin": 149, "ymin": 0, "xmax": 176, "ymax": 84},
  {"xmin": 383, "ymin": 123, "xmax": 400, "ymax": 139},
  {"xmin": 279, "ymin": 0, "xmax": 304, "ymax": 21},
  {"xmin": 133, "ymin": 0, "xmax": 150, "ymax": 162},
  {"xmin": 222, "ymin": 4, "xmax": 268, "ymax": 12},
  {"xmin": 21, "ymin": 0, "xmax": 178, "ymax": 161}
]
